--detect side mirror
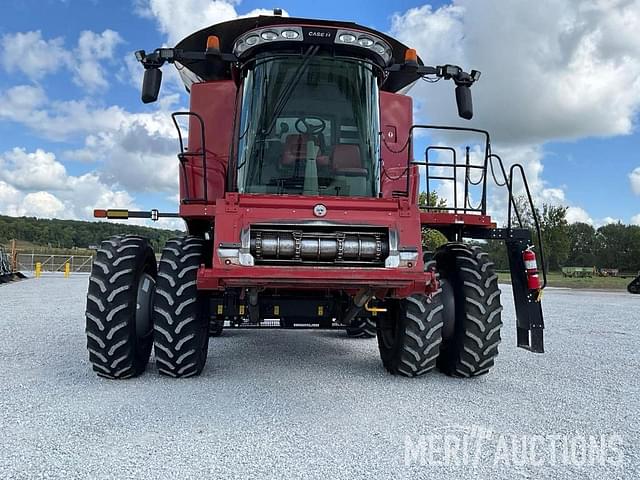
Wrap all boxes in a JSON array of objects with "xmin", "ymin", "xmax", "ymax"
[
  {"xmin": 455, "ymin": 85, "xmax": 473, "ymax": 120},
  {"xmin": 141, "ymin": 68, "xmax": 162, "ymax": 104}
]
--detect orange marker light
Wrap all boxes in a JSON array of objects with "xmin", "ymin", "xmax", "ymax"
[
  {"xmin": 404, "ymin": 48, "xmax": 418, "ymax": 65},
  {"xmin": 206, "ymin": 35, "xmax": 220, "ymax": 51},
  {"xmin": 94, "ymin": 209, "xmax": 107, "ymax": 218}
]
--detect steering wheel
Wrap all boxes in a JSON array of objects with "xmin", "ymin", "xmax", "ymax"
[{"xmin": 295, "ymin": 116, "xmax": 326, "ymax": 135}]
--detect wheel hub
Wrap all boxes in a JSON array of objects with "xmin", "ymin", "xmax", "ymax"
[{"xmin": 136, "ymin": 273, "xmax": 156, "ymax": 337}]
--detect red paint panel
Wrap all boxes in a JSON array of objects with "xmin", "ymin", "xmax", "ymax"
[
  {"xmin": 420, "ymin": 212, "xmax": 495, "ymax": 227},
  {"xmin": 197, "ymin": 193, "xmax": 431, "ymax": 297},
  {"xmin": 198, "ymin": 265, "xmax": 436, "ymax": 298},
  {"xmin": 380, "ymin": 91, "xmax": 415, "ymax": 200},
  {"xmin": 180, "ymin": 80, "xmax": 237, "ymax": 202}
]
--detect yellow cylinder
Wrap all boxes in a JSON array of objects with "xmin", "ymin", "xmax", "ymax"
[
  {"xmin": 64, "ymin": 262, "xmax": 70, "ymax": 278},
  {"xmin": 35, "ymin": 262, "xmax": 41, "ymax": 278}
]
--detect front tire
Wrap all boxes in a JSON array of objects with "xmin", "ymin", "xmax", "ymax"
[
  {"xmin": 434, "ymin": 244, "xmax": 503, "ymax": 377},
  {"xmin": 153, "ymin": 236, "xmax": 210, "ymax": 378},
  {"xmin": 85, "ymin": 235, "xmax": 156, "ymax": 379},
  {"xmin": 376, "ymin": 293, "xmax": 444, "ymax": 377}
]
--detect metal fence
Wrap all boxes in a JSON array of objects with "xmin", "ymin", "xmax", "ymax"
[{"xmin": 16, "ymin": 254, "xmax": 94, "ymax": 273}]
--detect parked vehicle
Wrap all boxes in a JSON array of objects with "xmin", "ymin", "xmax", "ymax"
[{"xmin": 86, "ymin": 12, "xmax": 546, "ymax": 379}]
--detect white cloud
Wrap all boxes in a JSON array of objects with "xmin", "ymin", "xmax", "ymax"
[
  {"xmin": 391, "ymin": 0, "xmax": 640, "ymax": 145},
  {"xmin": 65, "ymin": 173, "xmax": 135, "ymax": 219},
  {"xmin": 139, "ymin": 0, "xmax": 237, "ymax": 45},
  {"xmin": 0, "ymin": 83, "xmax": 176, "ymax": 144},
  {"xmin": 138, "ymin": 0, "xmax": 288, "ymax": 45},
  {"xmin": 0, "ymin": 148, "xmax": 136, "ymax": 220},
  {"xmin": 391, "ymin": 0, "xmax": 640, "ymax": 226},
  {"xmin": 566, "ymin": 206, "xmax": 593, "ymax": 225},
  {"xmin": 0, "ymin": 148, "xmax": 67, "ymax": 190},
  {"xmin": 631, "ymin": 214, "xmax": 640, "ymax": 226},
  {"xmin": 1, "ymin": 29, "xmax": 122, "ymax": 91},
  {"xmin": 72, "ymin": 29, "xmax": 123, "ymax": 91},
  {"xmin": 0, "ymin": 31, "xmax": 70, "ymax": 79},
  {"xmin": 630, "ymin": 167, "xmax": 640, "ymax": 195},
  {"xmin": 0, "ymin": 82, "xmax": 182, "ymax": 194},
  {"xmin": 600, "ymin": 216, "xmax": 621, "ymax": 226},
  {"xmin": 21, "ymin": 192, "xmax": 66, "ymax": 218},
  {"xmin": 0, "ymin": 84, "xmax": 129, "ymax": 139},
  {"xmin": 118, "ymin": 52, "xmax": 145, "ymax": 90},
  {"xmin": 0, "ymin": 181, "xmax": 22, "ymax": 216},
  {"xmin": 96, "ymin": 119, "xmax": 179, "ymax": 193},
  {"xmin": 61, "ymin": 111, "xmax": 180, "ymax": 193}
]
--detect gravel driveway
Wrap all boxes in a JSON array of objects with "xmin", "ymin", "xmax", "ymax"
[{"xmin": 0, "ymin": 276, "xmax": 638, "ymax": 479}]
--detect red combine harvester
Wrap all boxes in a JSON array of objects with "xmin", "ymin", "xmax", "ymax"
[{"xmin": 86, "ymin": 12, "xmax": 546, "ymax": 379}]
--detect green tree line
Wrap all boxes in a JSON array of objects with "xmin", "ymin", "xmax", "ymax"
[
  {"xmin": 418, "ymin": 192, "xmax": 640, "ymax": 273},
  {"xmin": 483, "ymin": 204, "xmax": 640, "ymax": 273},
  {"xmin": 0, "ymin": 215, "xmax": 184, "ymax": 252}
]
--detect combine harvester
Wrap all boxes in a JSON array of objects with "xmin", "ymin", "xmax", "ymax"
[
  {"xmin": 0, "ymin": 242, "xmax": 26, "ymax": 284},
  {"xmin": 86, "ymin": 11, "xmax": 548, "ymax": 379}
]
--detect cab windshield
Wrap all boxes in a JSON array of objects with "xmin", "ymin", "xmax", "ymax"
[{"xmin": 236, "ymin": 54, "xmax": 380, "ymax": 197}]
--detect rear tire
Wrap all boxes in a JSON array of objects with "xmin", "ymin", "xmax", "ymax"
[
  {"xmin": 376, "ymin": 293, "xmax": 444, "ymax": 377},
  {"xmin": 153, "ymin": 236, "xmax": 210, "ymax": 378},
  {"xmin": 346, "ymin": 317, "xmax": 376, "ymax": 338},
  {"xmin": 434, "ymin": 244, "xmax": 503, "ymax": 377},
  {"xmin": 209, "ymin": 317, "xmax": 224, "ymax": 337},
  {"xmin": 85, "ymin": 235, "xmax": 156, "ymax": 379}
]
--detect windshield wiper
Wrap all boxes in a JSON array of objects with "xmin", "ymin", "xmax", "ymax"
[{"xmin": 261, "ymin": 45, "xmax": 320, "ymax": 137}]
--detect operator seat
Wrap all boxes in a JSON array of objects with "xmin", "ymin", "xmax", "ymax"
[
  {"xmin": 330, "ymin": 144, "xmax": 368, "ymax": 196},
  {"xmin": 331, "ymin": 144, "xmax": 367, "ymax": 175},
  {"xmin": 280, "ymin": 134, "xmax": 330, "ymax": 169}
]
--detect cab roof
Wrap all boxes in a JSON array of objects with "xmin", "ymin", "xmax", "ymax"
[{"xmin": 174, "ymin": 15, "xmax": 425, "ymax": 93}]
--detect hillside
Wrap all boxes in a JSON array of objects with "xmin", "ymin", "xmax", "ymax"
[{"xmin": 0, "ymin": 215, "xmax": 184, "ymax": 252}]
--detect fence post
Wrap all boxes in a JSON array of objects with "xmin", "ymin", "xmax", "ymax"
[{"xmin": 10, "ymin": 239, "xmax": 17, "ymax": 272}]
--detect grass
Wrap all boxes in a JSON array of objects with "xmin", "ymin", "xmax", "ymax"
[{"xmin": 497, "ymin": 271, "xmax": 633, "ymax": 290}]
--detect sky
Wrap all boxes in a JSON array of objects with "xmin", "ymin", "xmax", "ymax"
[{"xmin": 0, "ymin": 0, "xmax": 638, "ymax": 229}]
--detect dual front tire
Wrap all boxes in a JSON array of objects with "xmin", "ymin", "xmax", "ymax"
[
  {"xmin": 85, "ymin": 235, "xmax": 210, "ymax": 379},
  {"xmin": 376, "ymin": 243, "xmax": 503, "ymax": 378}
]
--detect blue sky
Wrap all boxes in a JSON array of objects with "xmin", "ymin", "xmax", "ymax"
[{"xmin": 0, "ymin": 0, "xmax": 638, "ymax": 227}]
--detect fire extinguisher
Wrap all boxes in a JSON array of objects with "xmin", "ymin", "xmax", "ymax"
[{"xmin": 523, "ymin": 246, "xmax": 541, "ymax": 290}]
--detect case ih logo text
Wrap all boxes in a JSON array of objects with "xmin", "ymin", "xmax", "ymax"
[{"xmin": 307, "ymin": 31, "xmax": 331, "ymax": 38}]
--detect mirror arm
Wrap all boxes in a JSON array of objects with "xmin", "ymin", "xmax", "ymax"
[
  {"xmin": 385, "ymin": 63, "xmax": 479, "ymax": 86},
  {"xmin": 137, "ymin": 48, "xmax": 238, "ymax": 70}
]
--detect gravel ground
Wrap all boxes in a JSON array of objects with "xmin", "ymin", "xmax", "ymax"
[{"xmin": 0, "ymin": 275, "xmax": 638, "ymax": 479}]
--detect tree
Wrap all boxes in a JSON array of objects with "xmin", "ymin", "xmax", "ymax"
[
  {"xmin": 539, "ymin": 204, "xmax": 569, "ymax": 271},
  {"xmin": 418, "ymin": 191, "xmax": 448, "ymax": 251},
  {"xmin": 566, "ymin": 222, "xmax": 598, "ymax": 266},
  {"xmin": 596, "ymin": 223, "xmax": 640, "ymax": 272},
  {"xmin": 418, "ymin": 191, "xmax": 447, "ymax": 210}
]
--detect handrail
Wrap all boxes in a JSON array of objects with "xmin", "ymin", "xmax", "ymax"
[
  {"xmin": 171, "ymin": 111, "xmax": 208, "ymax": 203},
  {"xmin": 489, "ymin": 154, "xmax": 523, "ymax": 227},
  {"xmin": 391, "ymin": 124, "xmax": 491, "ymax": 215},
  {"xmin": 507, "ymin": 163, "xmax": 548, "ymax": 289}
]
